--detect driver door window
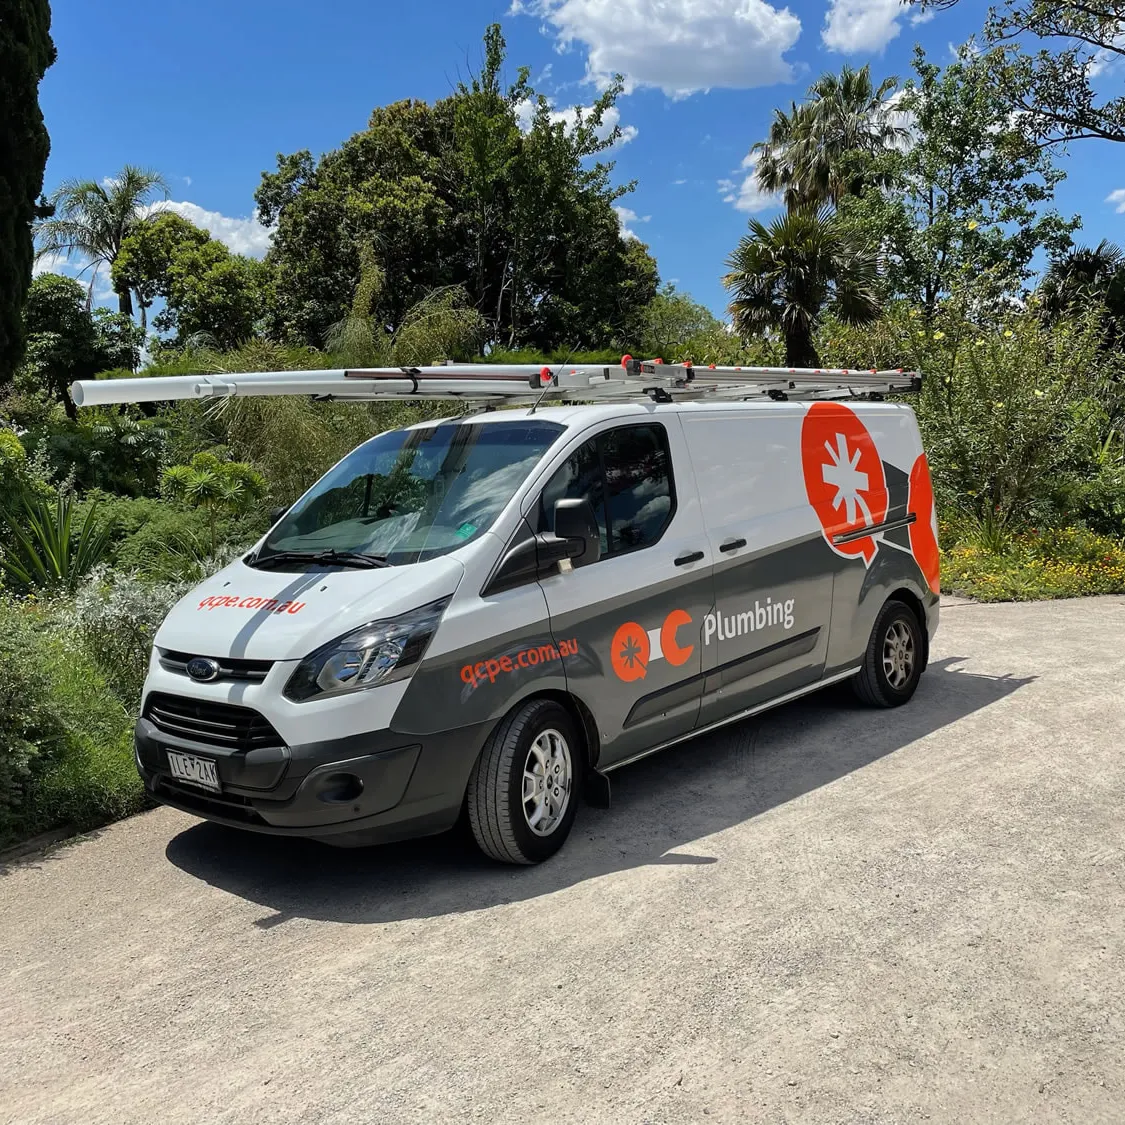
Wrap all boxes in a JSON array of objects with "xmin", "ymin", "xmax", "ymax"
[{"xmin": 538, "ymin": 424, "xmax": 674, "ymax": 559}]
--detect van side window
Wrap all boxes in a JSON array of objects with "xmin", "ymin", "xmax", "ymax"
[
  {"xmin": 601, "ymin": 424, "xmax": 673, "ymax": 551},
  {"xmin": 539, "ymin": 438, "xmax": 609, "ymax": 554},
  {"xmin": 539, "ymin": 423, "xmax": 674, "ymax": 558}
]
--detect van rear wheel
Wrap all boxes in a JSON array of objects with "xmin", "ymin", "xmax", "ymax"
[
  {"xmin": 467, "ymin": 699, "xmax": 582, "ymax": 864},
  {"xmin": 851, "ymin": 598, "xmax": 923, "ymax": 708}
]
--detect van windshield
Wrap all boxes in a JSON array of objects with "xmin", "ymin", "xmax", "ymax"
[{"xmin": 250, "ymin": 419, "xmax": 564, "ymax": 569}]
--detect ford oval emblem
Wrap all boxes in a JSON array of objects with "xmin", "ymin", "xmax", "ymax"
[{"xmin": 186, "ymin": 657, "xmax": 221, "ymax": 682}]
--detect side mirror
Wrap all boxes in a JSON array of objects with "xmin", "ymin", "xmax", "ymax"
[
  {"xmin": 269, "ymin": 505, "xmax": 289, "ymax": 526},
  {"xmin": 553, "ymin": 498, "xmax": 601, "ymax": 567}
]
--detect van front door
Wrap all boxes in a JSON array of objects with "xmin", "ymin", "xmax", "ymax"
[
  {"xmin": 534, "ymin": 418, "xmax": 715, "ymax": 769},
  {"xmin": 680, "ymin": 409, "xmax": 834, "ymax": 727}
]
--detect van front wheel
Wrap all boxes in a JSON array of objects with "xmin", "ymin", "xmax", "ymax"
[
  {"xmin": 851, "ymin": 599, "xmax": 923, "ymax": 708},
  {"xmin": 467, "ymin": 699, "xmax": 582, "ymax": 864}
]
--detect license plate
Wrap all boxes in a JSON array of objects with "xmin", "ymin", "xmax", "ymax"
[{"xmin": 167, "ymin": 750, "xmax": 221, "ymax": 793}]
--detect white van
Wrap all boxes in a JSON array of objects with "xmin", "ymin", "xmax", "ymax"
[{"xmin": 73, "ymin": 361, "xmax": 940, "ymax": 864}]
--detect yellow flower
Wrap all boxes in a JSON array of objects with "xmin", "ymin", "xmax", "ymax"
[
  {"xmin": 967, "ymin": 220, "xmax": 979, "ymax": 231},
  {"xmin": 994, "ymin": 401, "xmax": 1005, "ymax": 408},
  {"xmin": 1034, "ymin": 389, "xmax": 1045, "ymax": 398},
  {"xmin": 1004, "ymin": 329, "xmax": 1014, "ymax": 338},
  {"xmin": 917, "ymin": 330, "xmax": 925, "ymax": 337},
  {"xmin": 933, "ymin": 331, "xmax": 946, "ymax": 340},
  {"xmin": 909, "ymin": 308, "xmax": 920, "ymax": 318}
]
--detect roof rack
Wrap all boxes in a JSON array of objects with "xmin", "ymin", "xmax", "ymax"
[{"xmin": 71, "ymin": 356, "xmax": 921, "ymax": 409}]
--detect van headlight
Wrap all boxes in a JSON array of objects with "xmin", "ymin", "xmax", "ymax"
[{"xmin": 283, "ymin": 597, "xmax": 450, "ymax": 702}]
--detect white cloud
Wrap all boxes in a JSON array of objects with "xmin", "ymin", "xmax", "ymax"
[
  {"xmin": 1107, "ymin": 189, "xmax": 1125, "ymax": 213},
  {"xmin": 514, "ymin": 0, "xmax": 802, "ymax": 98},
  {"xmin": 613, "ymin": 205, "xmax": 651, "ymax": 239},
  {"xmin": 144, "ymin": 200, "xmax": 274, "ymax": 257},
  {"xmin": 672, "ymin": 178, "xmax": 687, "ymax": 185},
  {"xmin": 32, "ymin": 250, "xmax": 73, "ymax": 277},
  {"xmin": 822, "ymin": 0, "xmax": 904, "ymax": 54},
  {"xmin": 1088, "ymin": 30, "xmax": 1125, "ymax": 78},
  {"xmin": 515, "ymin": 98, "xmax": 638, "ymax": 145},
  {"xmin": 718, "ymin": 152, "xmax": 780, "ymax": 213}
]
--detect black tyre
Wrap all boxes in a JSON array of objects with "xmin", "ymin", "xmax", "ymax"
[
  {"xmin": 467, "ymin": 699, "xmax": 583, "ymax": 864},
  {"xmin": 851, "ymin": 598, "xmax": 924, "ymax": 708}
]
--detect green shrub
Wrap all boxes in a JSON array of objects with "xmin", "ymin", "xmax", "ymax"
[
  {"xmin": 71, "ymin": 567, "xmax": 199, "ymax": 708},
  {"xmin": 88, "ymin": 495, "xmax": 221, "ymax": 581},
  {"xmin": 21, "ymin": 408, "xmax": 170, "ymax": 496},
  {"xmin": 162, "ymin": 452, "xmax": 267, "ymax": 554},
  {"xmin": 941, "ymin": 527, "xmax": 1125, "ymax": 601},
  {"xmin": 0, "ymin": 428, "xmax": 48, "ymax": 514},
  {"xmin": 0, "ymin": 605, "xmax": 64, "ymax": 820},
  {"xmin": 0, "ymin": 494, "xmax": 116, "ymax": 594},
  {"xmin": 0, "ymin": 599, "xmax": 142, "ymax": 847}
]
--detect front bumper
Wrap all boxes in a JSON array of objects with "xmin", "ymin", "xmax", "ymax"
[{"xmin": 135, "ymin": 716, "xmax": 492, "ymax": 846}]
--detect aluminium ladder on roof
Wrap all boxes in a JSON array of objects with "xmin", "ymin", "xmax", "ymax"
[{"xmin": 70, "ymin": 357, "xmax": 922, "ymax": 410}]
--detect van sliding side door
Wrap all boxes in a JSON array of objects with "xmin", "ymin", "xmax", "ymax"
[
  {"xmin": 680, "ymin": 409, "xmax": 833, "ymax": 728},
  {"xmin": 534, "ymin": 418, "xmax": 716, "ymax": 769}
]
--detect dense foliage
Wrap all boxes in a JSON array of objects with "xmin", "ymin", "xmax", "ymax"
[
  {"xmin": 0, "ymin": 0, "xmax": 54, "ymax": 385},
  {"xmin": 256, "ymin": 25, "xmax": 657, "ymax": 353}
]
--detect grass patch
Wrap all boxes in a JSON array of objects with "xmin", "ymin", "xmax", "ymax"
[{"xmin": 941, "ymin": 526, "xmax": 1125, "ymax": 601}]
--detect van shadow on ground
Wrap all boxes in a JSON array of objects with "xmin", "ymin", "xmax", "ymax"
[{"xmin": 165, "ymin": 657, "xmax": 1033, "ymax": 927}]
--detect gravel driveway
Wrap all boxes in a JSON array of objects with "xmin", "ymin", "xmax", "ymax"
[{"xmin": 3, "ymin": 596, "xmax": 1124, "ymax": 1124}]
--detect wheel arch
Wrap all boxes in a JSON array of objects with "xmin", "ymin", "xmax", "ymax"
[{"xmin": 886, "ymin": 586, "xmax": 929, "ymax": 671}]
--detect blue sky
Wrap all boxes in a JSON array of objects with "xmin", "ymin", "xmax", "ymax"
[{"xmin": 38, "ymin": 0, "xmax": 1124, "ymax": 317}]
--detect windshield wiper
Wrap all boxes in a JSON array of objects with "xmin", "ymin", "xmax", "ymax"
[{"xmin": 248, "ymin": 548, "xmax": 391, "ymax": 570}]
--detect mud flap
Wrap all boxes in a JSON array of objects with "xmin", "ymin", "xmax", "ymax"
[{"xmin": 584, "ymin": 767, "xmax": 611, "ymax": 809}]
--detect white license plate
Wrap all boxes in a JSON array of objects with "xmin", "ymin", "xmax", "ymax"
[{"xmin": 167, "ymin": 750, "xmax": 221, "ymax": 793}]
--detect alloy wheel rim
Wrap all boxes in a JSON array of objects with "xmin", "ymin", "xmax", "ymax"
[
  {"xmin": 522, "ymin": 728, "xmax": 572, "ymax": 837},
  {"xmin": 882, "ymin": 620, "xmax": 916, "ymax": 689}
]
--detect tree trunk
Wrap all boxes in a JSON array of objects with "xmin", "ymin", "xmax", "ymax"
[
  {"xmin": 784, "ymin": 324, "xmax": 820, "ymax": 369},
  {"xmin": 116, "ymin": 285, "xmax": 133, "ymax": 318}
]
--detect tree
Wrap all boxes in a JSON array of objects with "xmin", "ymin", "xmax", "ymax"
[
  {"xmin": 910, "ymin": 1, "xmax": 1125, "ymax": 146},
  {"xmin": 255, "ymin": 23, "xmax": 656, "ymax": 353},
  {"xmin": 1039, "ymin": 241, "xmax": 1125, "ymax": 346},
  {"xmin": 0, "ymin": 0, "xmax": 55, "ymax": 386},
  {"xmin": 636, "ymin": 284, "xmax": 725, "ymax": 359},
  {"xmin": 34, "ymin": 165, "xmax": 169, "ymax": 319},
  {"xmin": 19, "ymin": 274, "xmax": 143, "ymax": 417},
  {"xmin": 723, "ymin": 208, "xmax": 881, "ymax": 368},
  {"xmin": 162, "ymin": 453, "xmax": 266, "ymax": 555},
  {"xmin": 113, "ymin": 213, "xmax": 264, "ymax": 348},
  {"xmin": 836, "ymin": 47, "xmax": 1078, "ymax": 320},
  {"xmin": 753, "ymin": 64, "xmax": 908, "ymax": 208}
]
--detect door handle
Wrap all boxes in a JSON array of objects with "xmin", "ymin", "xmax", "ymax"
[
  {"xmin": 674, "ymin": 550, "xmax": 705, "ymax": 567},
  {"xmin": 718, "ymin": 538, "xmax": 747, "ymax": 554}
]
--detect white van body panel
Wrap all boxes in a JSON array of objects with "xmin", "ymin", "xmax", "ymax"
[{"xmin": 153, "ymin": 554, "xmax": 465, "ymax": 662}]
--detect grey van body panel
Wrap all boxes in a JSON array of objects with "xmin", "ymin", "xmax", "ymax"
[
  {"xmin": 386, "ymin": 404, "xmax": 939, "ymax": 776},
  {"xmin": 698, "ymin": 528, "xmax": 835, "ymax": 728}
]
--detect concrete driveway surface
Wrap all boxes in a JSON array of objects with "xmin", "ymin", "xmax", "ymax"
[{"xmin": 2, "ymin": 597, "xmax": 1124, "ymax": 1125}]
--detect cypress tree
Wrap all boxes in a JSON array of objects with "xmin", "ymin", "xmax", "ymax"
[{"xmin": 0, "ymin": 0, "xmax": 56, "ymax": 385}]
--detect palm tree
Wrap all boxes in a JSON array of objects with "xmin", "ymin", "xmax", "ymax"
[
  {"xmin": 753, "ymin": 65, "xmax": 907, "ymax": 208},
  {"xmin": 1039, "ymin": 240, "xmax": 1125, "ymax": 346},
  {"xmin": 723, "ymin": 208, "xmax": 881, "ymax": 368},
  {"xmin": 34, "ymin": 165, "xmax": 168, "ymax": 319}
]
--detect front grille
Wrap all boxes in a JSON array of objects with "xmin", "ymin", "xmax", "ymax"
[
  {"xmin": 158, "ymin": 649, "xmax": 273, "ymax": 683},
  {"xmin": 144, "ymin": 692, "xmax": 283, "ymax": 752}
]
